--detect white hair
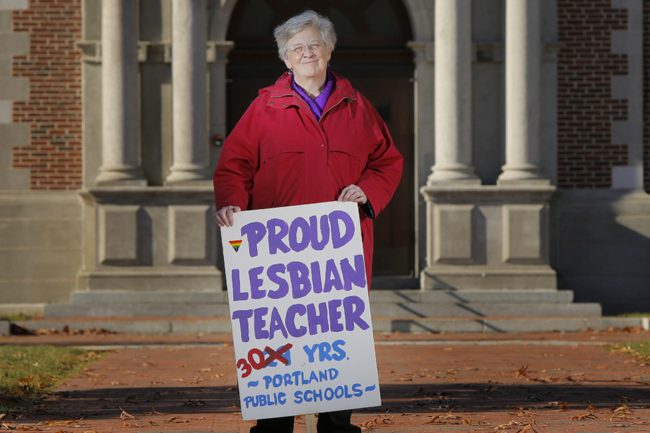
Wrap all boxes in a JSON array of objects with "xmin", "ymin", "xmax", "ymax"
[{"xmin": 273, "ymin": 10, "xmax": 337, "ymax": 60}]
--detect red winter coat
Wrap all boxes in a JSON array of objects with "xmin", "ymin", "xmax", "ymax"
[{"xmin": 213, "ymin": 71, "xmax": 403, "ymax": 287}]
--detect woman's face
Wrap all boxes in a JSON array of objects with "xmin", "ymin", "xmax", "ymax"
[{"xmin": 283, "ymin": 27, "xmax": 331, "ymax": 83}]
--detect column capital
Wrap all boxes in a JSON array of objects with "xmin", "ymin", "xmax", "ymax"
[
  {"xmin": 207, "ymin": 40, "xmax": 235, "ymax": 63},
  {"xmin": 407, "ymin": 41, "xmax": 434, "ymax": 63}
]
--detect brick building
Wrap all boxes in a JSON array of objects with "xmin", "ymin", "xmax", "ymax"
[{"xmin": 0, "ymin": 0, "xmax": 648, "ymax": 321}]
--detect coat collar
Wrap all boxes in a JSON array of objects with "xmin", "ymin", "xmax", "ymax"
[{"xmin": 262, "ymin": 70, "xmax": 357, "ymax": 113}]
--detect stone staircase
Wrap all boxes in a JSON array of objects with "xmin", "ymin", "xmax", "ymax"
[{"xmin": 3, "ymin": 288, "xmax": 644, "ymax": 334}]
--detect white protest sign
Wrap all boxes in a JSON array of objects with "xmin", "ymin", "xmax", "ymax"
[{"xmin": 220, "ymin": 201, "xmax": 381, "ymax": 421}]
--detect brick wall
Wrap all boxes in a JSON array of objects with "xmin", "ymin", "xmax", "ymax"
[
  {"xmin": 11, "ymin": 0, "xmax": 82, "ymax": 190},
  {"xmin": 557, "ymin": 0, "xmax": 629, "ymax": 188},
  {"xmin": 643, "ymin": 1, "xmax": 650, "ymax": 193}
]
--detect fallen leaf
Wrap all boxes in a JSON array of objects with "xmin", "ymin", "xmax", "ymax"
[
  {"xmin": 510, "ymin": 407, "xmax": 537, "ymax": 417},
  {"xmin": 493, "ymin": 419, "xmax": 522, "ymax": 430},
  {"xmin": 515, "ymin": 365, "xmax": 529, "ymax": 378},
  {"xmin": 162, "ymin": 417, "xmax": 188, "ymax": 424},
  {"xmin": 570, "ymin": 413, "xmax": 597, "ymax": 421},
  {"xmin": 610, "ymin": 404, "xmax": 633, "ymax": 414},
  {"xmin": 146, "ymin": 407, "xmax": 165, "ymax": 415},
  {"xmin": 119, "ymin": 407, "xmax": 136, "ymax": 420},
  {"xmin": 515, "ymin": 420, "xmax": 542, "ymax": 433}
]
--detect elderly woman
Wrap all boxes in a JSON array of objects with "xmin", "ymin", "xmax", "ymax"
[{"xmin": 214, "ymin": 10, "xmax": 403, "ymax": 433}]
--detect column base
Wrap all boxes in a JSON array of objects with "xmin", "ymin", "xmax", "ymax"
[
  {"xmin": 77, "ymin": 268, "xmax": 222, "ymax": 292},
  {"xmin": 420, "ymin": 184, "xmax": 557, "ymax": 291},
  {"xmin": 165, "ymin": 164, "xmax": 211, "ymax": 184},
  {"xmin": 497, "ymin": 177, "xmax": 550, "ymax": 186},
  {"xmin": 95, "ymin": 166, "xmax": 147, "ymax": 186},
  {"xmin": 428, "ymin": 165, "xmax": 481, "ymax": 184},
  {"xmin": 497, "ymin": 164, "xmax": 548, "ymax": 184},
  {"xmin": 77, "ymin": 185, "xmax": 221, "ymax": 296}
]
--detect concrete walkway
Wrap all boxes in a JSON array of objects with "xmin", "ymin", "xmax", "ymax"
[{"xmin": 1, "ymin": 330, "xmax": 649, "ymax": 432}]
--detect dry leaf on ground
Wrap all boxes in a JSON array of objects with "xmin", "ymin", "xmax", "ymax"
[
  {"xmin": 515, "ymin": 365, "xmax": 529, "ymax": 378},
  {"xmin": 570, "ymin": 412, "xmax": 597, "ymax": 421},
  {"xmin": 119, "ymin": 407, "xmax": 136, "ymax": 420},
  {"xmin": 515, "ymin": 420, "xmax": 542, "ymax": 433},
  {"xmin": 493, "ymin": 419, "xmax": 522, "ymax": 430}
]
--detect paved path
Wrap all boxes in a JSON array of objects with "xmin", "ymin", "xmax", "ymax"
[{"xmin": 1, "ymin": 331, "xmax": 649, "ymax": 432}]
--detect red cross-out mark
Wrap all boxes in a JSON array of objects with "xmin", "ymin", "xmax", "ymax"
[{"xmin": 263, "ymin": 343, "xmax": 293, "ymax": 368}]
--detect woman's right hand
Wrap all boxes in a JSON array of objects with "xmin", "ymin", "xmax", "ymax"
[{"xmin": 214, "ymin": 206, "xmax": 241, "ymax": 227}]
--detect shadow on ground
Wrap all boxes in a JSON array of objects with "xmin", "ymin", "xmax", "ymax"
[{"xmin": 28, "ymin": 382, "xmax": 649, "ymax": 419}]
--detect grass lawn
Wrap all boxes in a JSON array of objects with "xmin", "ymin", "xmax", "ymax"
[
  {"xmin": 0, "ymin": 315, "xmax": 35, "ymax": 322},
  {"xmin": 0, "ymin": 345, "xmax": 107, "ymax": 414},
  {"xmin": 606, "ymin": 341, "xmax": 650, "ymax": 363}
]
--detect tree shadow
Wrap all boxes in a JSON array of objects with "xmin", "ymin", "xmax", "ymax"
[{"xmin": 27, "ymin": 381, "xmax": 649, "ymax": 420}]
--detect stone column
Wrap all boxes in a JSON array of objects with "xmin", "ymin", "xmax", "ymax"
[
  {"xmin": 165, "ymin": 0, "xmax": 210, "ymax": 184},
  {"xmin": 96, "ymin": 0, "xmax": 146, "ymax": 185},
  {"xmin": 428, "ymin": 0, "xmax": 479, "ymax": 184},
  {"xmin": 498, "ymin": 0, "xmax": 547, "ymax": 184},
  {"xmin": 208, "ymin": 41, "xmax": 234, "ymax": 167}
]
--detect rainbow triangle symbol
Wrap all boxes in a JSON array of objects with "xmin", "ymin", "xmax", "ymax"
[{"xmin": 229, "ymin": 240, "xmax": 243, "ymax": 252}]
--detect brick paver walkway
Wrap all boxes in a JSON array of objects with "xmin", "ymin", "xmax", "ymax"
[{"xmin": 1, "ymin": 331, "xmax": 649, "ymax": 432}]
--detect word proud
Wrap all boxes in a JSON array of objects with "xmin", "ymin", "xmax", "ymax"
[{"xmin": 241, "ymin": 210, "xmax": 355, "ymax": 257}]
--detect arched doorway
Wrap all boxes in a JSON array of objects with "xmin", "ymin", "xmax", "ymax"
[{"xmin": 226, "ymin": 0, "xmax": 415, "ymax": 280}]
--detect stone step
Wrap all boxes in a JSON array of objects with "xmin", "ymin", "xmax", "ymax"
[
  {"xmin": 369, "ymin": 289, "xmax": 574, "ymax": 304},
  {"xmin": 45, "ymin": 300, "xmax": 598, "ymax": 319},
  {"xmin": 0, "ymin": 303, "xmax": 46, "ymax": 317},
  {"xmin": 9, "ymin": 316, "xmax": 647, "ymax": 335},
  {"xmin": 369, "ymin": 302, "xmax": 601, "ymax": 317},
  {"xmin": 66, "ymin": 289, "xmax": 574, "ymax": 306},
  {"xmin": 70, "ymin": 290, "xmax": 228, "ymax": 305},
  {"xmin": 44, "ymin": 303, "xmax": 231, "ymax": 319},
  {"xmin": 372, "ymin": 316, "xmax": 646, "ymax": 334},
  {"xmin": 0, "ymin": 320, "xmax": 9, "ymax": 336}
]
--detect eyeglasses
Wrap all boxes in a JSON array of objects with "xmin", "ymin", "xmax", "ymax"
[{"xmin": 287, "ymin": 41, "xmax": 323, "ymax": 56}]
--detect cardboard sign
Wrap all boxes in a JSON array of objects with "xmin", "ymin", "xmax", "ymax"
[{"xmin": 220, "ymin": 202, "xmax": 381, "ymax": 420}]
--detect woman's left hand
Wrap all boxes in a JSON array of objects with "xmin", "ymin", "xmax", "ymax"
[{"xmin": 337, "ymin": 184, "xmax": 367, "ymax": 204}]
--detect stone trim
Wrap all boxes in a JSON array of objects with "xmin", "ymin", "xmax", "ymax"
[
  {"xmin": 611, "ymin": 0, "xmax": 644, "ymax": 189},
  {"xmin": 0, "ymin": 3, "xmax": 28, "ymax": 190},
  {"xmin": 76, "ymin": 40, "xmax": 233, "ymax": 64}
]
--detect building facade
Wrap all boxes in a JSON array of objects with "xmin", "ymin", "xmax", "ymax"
[{"xmin": 0, "ymin": 0, "xmax": 648, "ymax": 315}]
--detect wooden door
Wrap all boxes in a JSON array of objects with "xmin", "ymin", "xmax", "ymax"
[
  {"xmin": 226, "ymin": 72, "xmax": 415, "ymax": 278},
  {"xmin": 352, "ymin": 77, "xmax": 414, "ymax": 277},
  {"xmin": 225, "ymin": 0, "xmax": 415, "ymax": 278}
]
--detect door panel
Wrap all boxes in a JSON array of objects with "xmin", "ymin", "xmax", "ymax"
[{"xmin": 351, "ymin": 78, "xmax": 414, "ymax": 276}]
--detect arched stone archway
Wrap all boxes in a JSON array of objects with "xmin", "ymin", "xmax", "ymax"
[
  {"xmin": 219, "ymin": 0, "xmax": 423, "ymax": 281},
  {"xmin": 209, "ymin": 0, "xmax": 433, "ymax": 42}
]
